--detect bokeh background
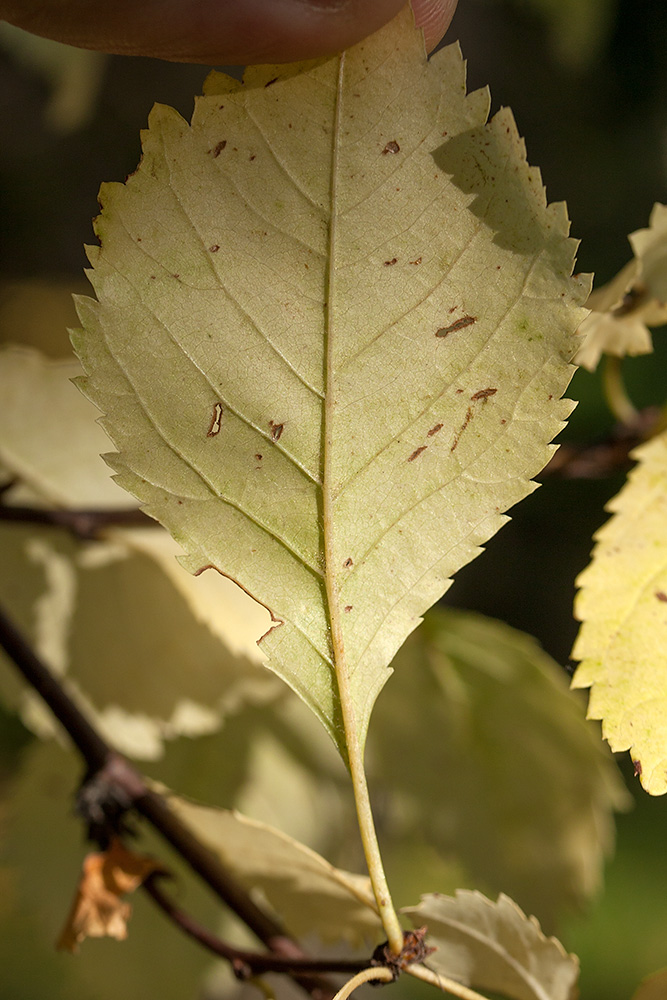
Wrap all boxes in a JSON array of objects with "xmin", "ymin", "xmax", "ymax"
[{"xmin": 1, "ymin": 0, "xmax": 666, "ymax": 997}]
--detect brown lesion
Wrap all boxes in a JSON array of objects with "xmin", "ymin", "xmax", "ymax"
[
  {"xmin": 427, "ymin": 423, "xmax": 443, "ymax": 437},
  {"xmin": 269, "ymin": 420, "xmax": 284, "ymax": 441},
  {"xmin": 382, "ymin": 140, "xmax": 400, "ymax": 155},
  {"xmin": 436, "ymin": 315, "xmax": 477, "ymax": 338},
  {"xmin": 470, "ymin": 387, "xmax": 497, "ymax": 401},
  {"xmin": 407, "ymin": 446, "xmax": 427, "ymax": 462},
  {"xmin": 450, "ymin": 387, "xmax": 498, "ymax": 452},
  {"xmin": 450, "ymin": 407, "xmax": 473, "ymax": 452}
]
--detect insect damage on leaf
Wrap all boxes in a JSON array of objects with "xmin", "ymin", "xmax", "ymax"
[{"xmin": 72, "ymin": 7, "xmax": 587, "ymax": 758}]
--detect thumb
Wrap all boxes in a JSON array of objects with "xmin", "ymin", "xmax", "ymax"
[{"xmin": 0, "ymin": 0, "xmax": 459, "ymax": 64}]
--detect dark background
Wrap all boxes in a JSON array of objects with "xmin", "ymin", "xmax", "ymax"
[{"xmin": 1, "ymin": 1, "xmax": 666, "ymax": 996}]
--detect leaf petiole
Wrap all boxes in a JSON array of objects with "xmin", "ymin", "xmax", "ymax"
[
  {"xmin": 406, "ymin": 963, "xmax": 491, "ymax": 1000},
  {"xmin": 602, "ymin": 355, "xmax": 639, "ymax": 425},
  {"xmin": 331, "ymin": 966, "xmax": 394, "ymax": 1000}
]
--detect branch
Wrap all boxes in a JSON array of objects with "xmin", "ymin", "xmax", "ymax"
[
  {"xmin": 541, "ymin": 405, "xmax": 662, "ymax": 480},
  {"xmin": 0, "ymin": 602, "xmax": 352, "ymax": 998},
  {"xmin": 0, "ymin": 503, "xmax": 152, "ymax": 539},
  {"xmin": 144, "ymin": 874, "xmax": 366, "ymax": 978}
]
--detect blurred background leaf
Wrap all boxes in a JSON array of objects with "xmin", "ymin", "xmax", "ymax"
[{"xmin": 1, "ymin": 1, "xmax": 667, "ymax": 997}]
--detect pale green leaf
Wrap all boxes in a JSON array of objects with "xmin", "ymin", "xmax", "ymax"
[
  {"xmin": 573, "ymin": 205, "xmax": 667, "ymax": 372},
  {"xmin": 631, "ymin": 969, "xmax": 667, "ymax": 1000},
  {"xmin": 0, "ymin": 345, "xmax": 131, "ymax": 507},
  {"xmin": 404, "ymin": 890, "xmax": 578, "ymax": 1000},
  {"xmin": 369, "ymin": 607, "xmax": 627, "ymax": 927},
  {"xmin": 573, "ymin": 261, "xmax": 655, "ymax": 373},
  {"xmin": 0, "ymin": 346, "xmax": 278, "ymax": 755},
  {"xmin": 0, "ymin": 523, "xmax": 277, "ymax": 758},
  {"xmin": 161, "ymin": 794, "xmax": 381, "ymax": 945},
  {"xmin": 629, "ymin": 202, "xmax": 667, "ymax": 303},
  {"xmin": 572, "ymin": 430, "xmax": 667, "ymax": 794},
  {"xmin": 72, "ymin": 8, "xmax": 586, "ymax": 757}
]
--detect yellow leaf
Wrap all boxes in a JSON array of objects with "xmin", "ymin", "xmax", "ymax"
[{"xmin": 572, "ymin": 430, "xmax": 667, "ymax": 793}]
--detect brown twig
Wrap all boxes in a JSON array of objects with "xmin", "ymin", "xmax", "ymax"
[
  {"xmin": 0, "ymin": 503, "xmax": 152, "ymax": 539},
  {"xmin": 541, "ymin": 406, "xmax": 661, "ymax": 480},
  {"xmin": 144, "ymin": 874, "xmax": 366, "ymax": 979},
  {"xmin": 0, "ymin": 602, "xmax": 351, "ymax": 999}
]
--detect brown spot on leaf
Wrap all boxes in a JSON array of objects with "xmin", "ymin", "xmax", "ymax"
[
  {"xmin": 656, "ymin": 591, "xmax": 667, "ymax": 603},
  {"xmin": 344, "ymin": 605, "xmax": 353, "ymax": 613},
  {"xmin": 436, "ymin": 315, "xmax": 477, "ymax": 338},
  {"xmin": 633, "ymin": 759, "xmax": 642, "ymax": 777},
  {"xmin": 255, "ymin": 454, "xmax": 263, "ymax": 461},
  {"xmin": 264, "ymin": 77, "xmax": 279, "ymax": 87},
  {"xmin": 408, "ymin": 446, "xmax": 427, "ymax": 462},
  {"xmin": 269, "ymin": 420, "xmax": 284, "ymax": 441},
  {"xmin": 455, "ymin": 388, "xmax": 464, "ymax": 394},
  {"xmin": 470, "ymin": 388, "xmax": 497, "ymax": 401},
  {"xmin": 211, "ymin": 140, "xmax": 227, "ymax": 157},
  {"xmin": 207, "ymin": 402, "xmax": 224, "ymax": 437},
  {"xmin": 382, "ymin": 140, "xmax": 400, "ymax": 154},
  {"xmin": 209, "ymin": 244, "xmax": 220, "ymax": 253},
  {"xmin": 409, "ymin": 257, "xmax": 422, "ymax": 265},
  {"xmin": 343, "ymin": 558, "xmax": 353, "ymax": 568},
  {"xmin": 451, "ymin": 407, "xmax": 473, "ymax": 452},
  {"xmin": 384, "ymin": 258, "xmax": 398, "ymax": 266},
  {"xmin": 427, "ymin": 423, "xmax": 443, "ymax": 437},
  {"xmin": 249, "ymin": 154, "xmax": 256, "ymax": 161}
]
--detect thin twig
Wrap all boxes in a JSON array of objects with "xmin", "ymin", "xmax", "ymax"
[
  {"xmin": 540, "ymin": 406, "xmax": 661, "ymax": 480},
  {"xmin": 144, "ymin": 874, "xmax": 366, "ymax": 978},
  {"xmin": 0, "ymin": 503, "xmax": 152, "ymax": 539},
  {"xmin": 0, "ymin": 602, "xmax": 347, "ymax": 999},
  {"xmin": 406, "ymin": 963, "xmax": 490, "ymax": 1000}
]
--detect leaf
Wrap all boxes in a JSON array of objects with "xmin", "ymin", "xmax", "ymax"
[
  {"xmin": 631, "ymin": 969, "xmax": 667, "ymax": 1000},
  {"xmin": 0, "ymin": 345, "xmax": 278, "ymax": 756},
  {"xmin": 629, "ymin": 202, "xmax": 667, "ymax": 302},
  {"xmin": 0, "ymin": 523, "xmax": 277, "ymax": 758},
  {"xmin": 571, "ymin": 430, "xmax": 667, "ymax": 794},
  {"xmin": 0, "ymin": 345, "xmax": 131, "ymax": 507},
  {"xmin": 72, "ymin": 8, "xmax": 586, "ymax": 758},
  {"xmin": 57, "ymin": 838, "xmax": 162, "ymax": 952},
  {"xmin": 573, "ymin": 205, "xmax": 667, "ymax": 372},
  {"xmin": 573, "ymin": 261, "xmax": 655, "ymax": 373},
  {"xmin": 161, "ymin": 794, "xmax": 382, "ymax": 945},
  {"xmin": 404, "ymin": 890, "xmax": 579, "ymax": 1000},
  {"xmin": 369, "ymin": 607, "xmax": 627, "ymax": 927}
]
